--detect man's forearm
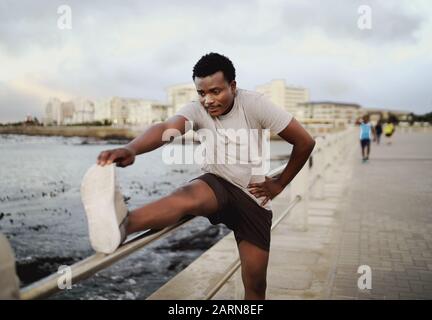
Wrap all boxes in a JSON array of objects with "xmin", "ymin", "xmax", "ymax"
[
  {"xmin": 125, "ymin": 122, "xmax": 167, "ymax": 156},
  {"xmin": 276, "ymin": 141, "xmax": 315, "ymax": 188}
]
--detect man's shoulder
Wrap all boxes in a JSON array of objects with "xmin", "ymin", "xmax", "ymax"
[
  {"xmin": 238, "ymin": 89, "xmax": 265, "ymax": 101},
  {"xmin": 237, "ymin": 89, "xmax": 266, "ymax": 115},
  {"xmin": 177, "ymin": 100, "xmax": 203, "ymax": 113},
  {"xmin": 183, "ymin": 100, "xmax": 202, "ymax": 108}
]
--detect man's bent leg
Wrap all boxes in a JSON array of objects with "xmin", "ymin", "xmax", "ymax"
[
  {"xmin": 237, "ymin": 240, "xmax": 269, "ymax": 300},
  {"xmin": 126, "ymin": 179, "xmax": 218, "ymax": 234}
]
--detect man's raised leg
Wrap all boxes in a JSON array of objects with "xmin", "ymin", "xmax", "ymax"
[
  {"xmin": 81, "ymin": 165, "xmax": 219, "ymax": 254},
  {"xmin": 126, "ymin": 179, "xmax": 219, "ymax": 234}
]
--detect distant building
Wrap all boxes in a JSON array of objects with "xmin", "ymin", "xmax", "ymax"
[
  {"xmin": 255, "ymin": 80, "xmax": 309, "ymax": 119},
  {"xmin": 110, "ymin": 97, "xmax": 170, "ymax": 125},
  {"xmin": 298, "ymin": 101, "xmax": 362, "ymax": 124},
  {"xmin": 44, "ymin": 96, "xmax": 170, "ymax": 126},
  {"xmin": 72, "ymin": 99, "xmax": 95, "ymax": 124},
  {"xmin": 166, "ymin": 83, "xmax": 198, "ymax": 115},
  {"xmin": 61, "ymin": 101, "xmax": 75, "ymax": 124},
  {"xmin": 361, "ymin": 108, "xmax": 412, "ymax": 123},
  {"xmin": 45, "ymin": 79, "xmax": 413, "ymax": 128},
  {"xmin": 110, "ymin": 97, "xmax": 131, "ymax": 125},
  {"xmin": 93, "ymin": 99, "xmax": 112, "ymax": 123},
  {"xmin": 44, "ymin": 98, "xmax": 63, "ymax": 125},
  {"xmin": 125, "ymin": 99, "xmax": 170, "ymax": 125},
  {"xmin": 45, "ymin": 98, "xmax": 91, "ymax": 125}
]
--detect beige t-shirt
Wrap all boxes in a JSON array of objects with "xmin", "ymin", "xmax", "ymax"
[{"xmin": 175, "ymin": 89, "xmax": 293, "ymax": 210}]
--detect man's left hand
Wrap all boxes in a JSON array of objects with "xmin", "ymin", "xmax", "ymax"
[{"xmin": 247, "ymin": 177, "xmax": 285, "ymax": 207}]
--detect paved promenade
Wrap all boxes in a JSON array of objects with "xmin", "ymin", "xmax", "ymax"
[
  {"xmin": 329, "ymin": 131, "xmax": 432, "ymax": 299},
  {"xmin": 148, "ymin": 131, "xmax": 432, "ymax": 300}
]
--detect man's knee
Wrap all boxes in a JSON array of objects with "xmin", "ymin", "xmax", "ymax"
[
  {"xmin": 169, "ymin": 185, "xmax": 201, "ymax": 214},
  {"xmin": 243, "ymin": 271, "xmax": 267, "ymax": 293}
]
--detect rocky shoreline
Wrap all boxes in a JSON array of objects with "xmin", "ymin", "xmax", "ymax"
[
  {"xmin": 0, "ymin": 125, "xmax": 287, "ymax": 140},
  {"xmin": 0, "ymin": 125, "xmax": 139, "ymax": 141}
]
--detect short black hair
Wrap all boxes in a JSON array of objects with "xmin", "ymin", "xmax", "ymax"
[{"xmin": 192, "ymin": 53, "xmax": 236, "ymax": 83}]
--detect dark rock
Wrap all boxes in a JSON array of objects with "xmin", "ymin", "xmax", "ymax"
[{"xmin": 16, "ymin": 256, "xmax": 80, "ymax": 286}]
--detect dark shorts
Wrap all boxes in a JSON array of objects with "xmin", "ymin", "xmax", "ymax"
[
  {"xmin": 190, "ymin": 173, "xmax": 273, "ymax": 252},
  {"xmin": 360, "ymin": 139, "xmax": 370, "ymax": 148}
]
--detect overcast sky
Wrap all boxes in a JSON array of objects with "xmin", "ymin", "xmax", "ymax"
[{"xmin": 1, "ymin": 0, "xmax": 431, "ymax": 122}]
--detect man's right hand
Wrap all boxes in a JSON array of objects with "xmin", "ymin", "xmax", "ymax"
[{"xmin": 97, "ymin": 147, "xmax": 136, "ymax": 168}]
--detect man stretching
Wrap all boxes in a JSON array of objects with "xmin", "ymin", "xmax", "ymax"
[{"xmin": 81, "ymin": 53, "xmax": 315, "ymax": 299}]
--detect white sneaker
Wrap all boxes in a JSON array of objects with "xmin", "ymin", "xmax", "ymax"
[{"xmin": 81, "ymin": 164, "xmax": 128, "ymax": 254}]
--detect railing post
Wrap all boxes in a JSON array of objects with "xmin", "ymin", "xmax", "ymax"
[
  {"xmin": 327, "ymin": 133, "xmax": 336, "ymax": 167},
  {"xmin": 330, "ymin": 132, "xmax": 343, "ymax": 167},
  {"xmin": 313, "ymin": 137, "xmax": 325, "ymax": 200},
  {"xmin": 335, "ymin": 132, "xmax": 344, "ymax": 165},
  {"xmin": 289, "ymin": 160, "xmax": 309, "ymax": 231},
  {"xmin": 324, "ymin": 134, "xmax": 334, "ymax": 177}
]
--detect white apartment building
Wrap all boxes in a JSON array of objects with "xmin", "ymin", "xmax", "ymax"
[
  {"xmin": 255, "ymin": 79, "xmax": 309, "ymax": 119},
  {"xmin": 298, "ymin": 102, "xmax": 362, "ymax": 124},
  {"xmin": 126, "ymin": 100, "xmax": 169, "ymax": 125},
  {"xmin": 109, "ymin": 97, "xmax": 169, "ymax": 125},
  {"xmin": 44, "ymin": 98, "xmax": 63, "ymax": 125},
  {"xmin": 166, "ymin": 83, "xmax": 198, "ymax": 115},
  {"xmin": 93, "ymin": 99, "xmax": 112, "ymax": 123},
  {"xmin": 60, "ymin": 101, "xmax": 75, "ymax": 124},
  {"xmin": 45, "ymin": 97, "xmax": 170, "ymax": 126},
  {"xmin": 72, "ymin": 98, "xmax": 95, "ymax": 124},
  {"xmin": 45, "ymin": 98, "xmax": 93, "ymax": 125}
]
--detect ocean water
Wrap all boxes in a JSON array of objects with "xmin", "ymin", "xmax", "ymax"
[{"xmin": 0, "ymin": 134, "xmax": 291, "ymax": 299}]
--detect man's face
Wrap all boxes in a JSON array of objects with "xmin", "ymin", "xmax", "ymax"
[{"xmin": 194, "ymin": 71, "xmax": 236, "ymax": 117}]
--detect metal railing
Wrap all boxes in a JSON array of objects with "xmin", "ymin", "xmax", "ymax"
[{"xmin": 20, "ymin": 217, "xmax": 196, "ymax": 300}]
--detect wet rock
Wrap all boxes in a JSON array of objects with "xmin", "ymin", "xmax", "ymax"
[
  {"xmin": 167, "ymin": 257, "xmax": 190, "ymax": 272},
  {"xmin": 124, "ymin": 291, "xmax": 135, "ymax": 299},
  {"xmin": 28, "ymin": 225, "xmax": 48, "ymax": 232},
  {"xmin": 16, "ymin": 256, "xmax": 80, "ymax": 286},
  {"xmin": 172, "ymin": 169, "xmax": 187, "ymax": 174}
]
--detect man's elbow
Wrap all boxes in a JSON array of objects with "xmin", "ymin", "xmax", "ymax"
[
  {"xmin": 292, "ymin": 136, "xmax": 315, "ymax": 155},
  {"xmin": 309, "ymin": 138, "xmax": 316, "ymax": 152},
  {"xmin": 302, "ymin": 137, "xmax": 315, "ymax": 157},
  {"xmin": 298, "ymin": 136, "xmax": 315, "ymax": 150}
]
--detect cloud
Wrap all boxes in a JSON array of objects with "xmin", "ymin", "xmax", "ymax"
[
  {"xmin": 277, "ymin": 0, "xmax": 424, "ymax": 44},
  {"xmin": 0, "ymin": 82, "xmax": 44, "ymax": 122},
  {"xmin": 0, "ymin": 0, "xmax": 431, "ymax": 121}
]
